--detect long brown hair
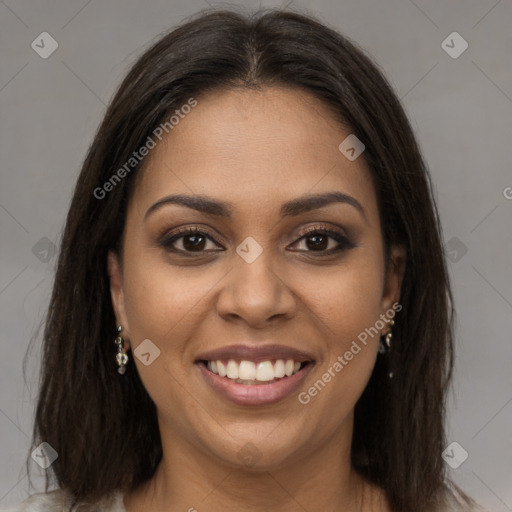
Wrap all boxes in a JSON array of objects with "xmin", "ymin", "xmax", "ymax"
[{"xmin": 27, "ymin": 6, "xmax": 475, "ymax": 511}]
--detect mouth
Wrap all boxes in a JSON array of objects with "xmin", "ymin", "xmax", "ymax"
[
  {"xmin": 198, "ymin": 358, "xmax": 310, "ymax": 384},
  {"xmin": 194, "ymin": 344, "xmax": 315, "ymax": 406}
]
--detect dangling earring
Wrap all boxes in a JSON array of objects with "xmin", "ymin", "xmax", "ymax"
[
  {"xmin": 114, "ymin": 325, "xmax": 129, "ymax": 374},
  {"xmin": 384, "ymin": 318, "xmax": 395, "ymax": 379},
  {"xmin": 385, "ymin": 319, "xmax": 394, "ymax": 349}
]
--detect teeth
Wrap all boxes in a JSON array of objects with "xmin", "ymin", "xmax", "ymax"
[
  {"xmin": 274, "ymin": 359, "xmax": 285, "ymax": 378},
  {"xmin": 217, "ymin": 360, "xmax": 227, "ymax": 377},
  {"xmin": 206, "ymin": 358, "xmax": 304, "ymax": 382},
  {"xmin": 226, "ymin": 360, "xmax": 239, "ymax": 379},
  {"xmin": 256, "ymin": 361, "xmax": 274, "ymax": 381},
  {"xmin": 239, "ymin": 360, "xmax": 256, "ymax": 380}
]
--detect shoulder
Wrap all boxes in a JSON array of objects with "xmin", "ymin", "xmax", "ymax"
[
  {"xmin": 0, "ymin": 489, "xmax": 125, "ymax": 512},
  {"xmin": 0, "ymin": 489, "xmax": 71, "ymax": 512},
  {"xmin": 439, "ymin": 491, "xmax": 488, "ymax": 512}
]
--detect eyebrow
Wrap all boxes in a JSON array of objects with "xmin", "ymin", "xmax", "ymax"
[{"xmin": 144, "ymin": 191, "xmax": 367, "ymax": 222}]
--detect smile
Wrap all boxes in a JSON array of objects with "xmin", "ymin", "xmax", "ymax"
[
  {"xmin": 204, "ymin": 359, "xmax": 304, "ymax": 384},
  {"xmin": 194, "ymin": 344, "xmax": 316, "ymax": 406}
]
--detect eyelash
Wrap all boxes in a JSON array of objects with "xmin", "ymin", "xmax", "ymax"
[{"xmin": 158, "ymin": 224, "xmax": 356, "ymax": 257}]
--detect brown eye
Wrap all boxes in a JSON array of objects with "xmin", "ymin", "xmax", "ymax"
[
  {"xmin": 291, "ymin": 226, "xmax": 356, "ymax": 254},
  {"xmin": 158, "ymin": 224, "xmax": 355, "ymax": 257},
  {"xmin": 159, "ymin": 227, "xmax": 221, "ymax": 253},
  {"xmin": 181, "ymin": 232, "xmax": 207, "ymax": 251},
  {"xmin": 304, "ymin": 232, "xmax": 330, "ymax": 251}
]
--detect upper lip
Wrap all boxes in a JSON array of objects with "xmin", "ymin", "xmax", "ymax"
[{"xmin": 195, "ymin": 344, "xmax": 315, "ymax": 364}]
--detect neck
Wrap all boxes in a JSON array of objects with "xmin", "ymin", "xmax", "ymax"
[{"xmin": 124, "ymin": 419, "xmax": 388, "ymax": 512}]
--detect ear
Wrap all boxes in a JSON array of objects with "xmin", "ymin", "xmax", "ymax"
[
  {"xmin": 380, "ymin": 244, "xmax": 406, "ymax": 322},
  {"xmin": 107, "ymin": 250, "xmax": 130, "ymax": 348}
]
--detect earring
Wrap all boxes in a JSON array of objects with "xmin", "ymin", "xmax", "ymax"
[
  {"xmin": 384, "ymin": 319, "xmax": 395, "ymax": 379},
  {"xmin": 114, "ymin": 325, "xmax": 129, "ymax": 374},
  {"xmin": 385, "ymin": 319, "xmax": 395, "ymax": 349}
]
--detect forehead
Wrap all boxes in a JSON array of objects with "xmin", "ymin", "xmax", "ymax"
[{"xmin": 131, "ymin": 86, "xmax": 378, "ymax": 224}]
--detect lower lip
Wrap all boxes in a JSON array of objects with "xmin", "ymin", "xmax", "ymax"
[{"xmin": 196, "ymin": 362, "xmax": 314, "ymax": 406}]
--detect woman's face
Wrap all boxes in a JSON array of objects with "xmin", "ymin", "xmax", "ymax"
[{"xmin": 109, "ymin": 86, "xmax": 405, "ymax": 471}]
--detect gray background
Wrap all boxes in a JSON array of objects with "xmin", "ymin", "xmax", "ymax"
[{"xmin": 1, "ymin": 0, "xmax": 511, "ymax": 509}]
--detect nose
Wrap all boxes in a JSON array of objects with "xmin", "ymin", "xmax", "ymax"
[{"xmin": 215, "ymin": 249, "xmax": 297, "ymax": 328}]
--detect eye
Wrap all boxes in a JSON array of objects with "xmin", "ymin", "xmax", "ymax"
[
  {"xmin": 290, "ymin": 225, "xmax": 355, "ymax": 254},
  {"xmin": 158, "ymin": 224, "xmax": 355, "ymax": 256},
  {"xmin": 158, "ymin": 226, "xmax": 221, "ymax": 254}
]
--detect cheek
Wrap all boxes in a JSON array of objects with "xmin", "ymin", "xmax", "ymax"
[
  {"xmin": 295, "ymin": 292, "xmax": 382, "ymax": 433},
  {"xmin": 122, "ymin": 246, "xmax": 211, "ymax": 340},
  {"xmin": 120, "ymin": 251, "xmax": 208, "ymax": 419},
  {"xmin": 297, "ymin": 249, "xmax": 385, "ymax": 401},
  {"xmin": 120, "ymin": 246, "xmax": 227, "ymax": 402},
  {"xmin": 305, "ymin": 251, "xmax": 385, "ymax": 343}
]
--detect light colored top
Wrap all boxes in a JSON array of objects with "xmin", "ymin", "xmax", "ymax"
[
  {"xmin": 0, "ymin": 489, "xmax": 126, "ymax": 512},
  {"xmin": 0, "ymin": 488, "xmax": 481, "ymax": 511}
]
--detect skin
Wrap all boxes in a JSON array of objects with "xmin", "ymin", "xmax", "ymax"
[{"xmin": 108, "ymin": 86, "xmax": 406, "ymax": 512}]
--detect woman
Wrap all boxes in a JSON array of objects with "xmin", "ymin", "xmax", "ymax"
[{"xmin": 3, "ymin": 6, "xmax": 481, "ymax": 512}]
